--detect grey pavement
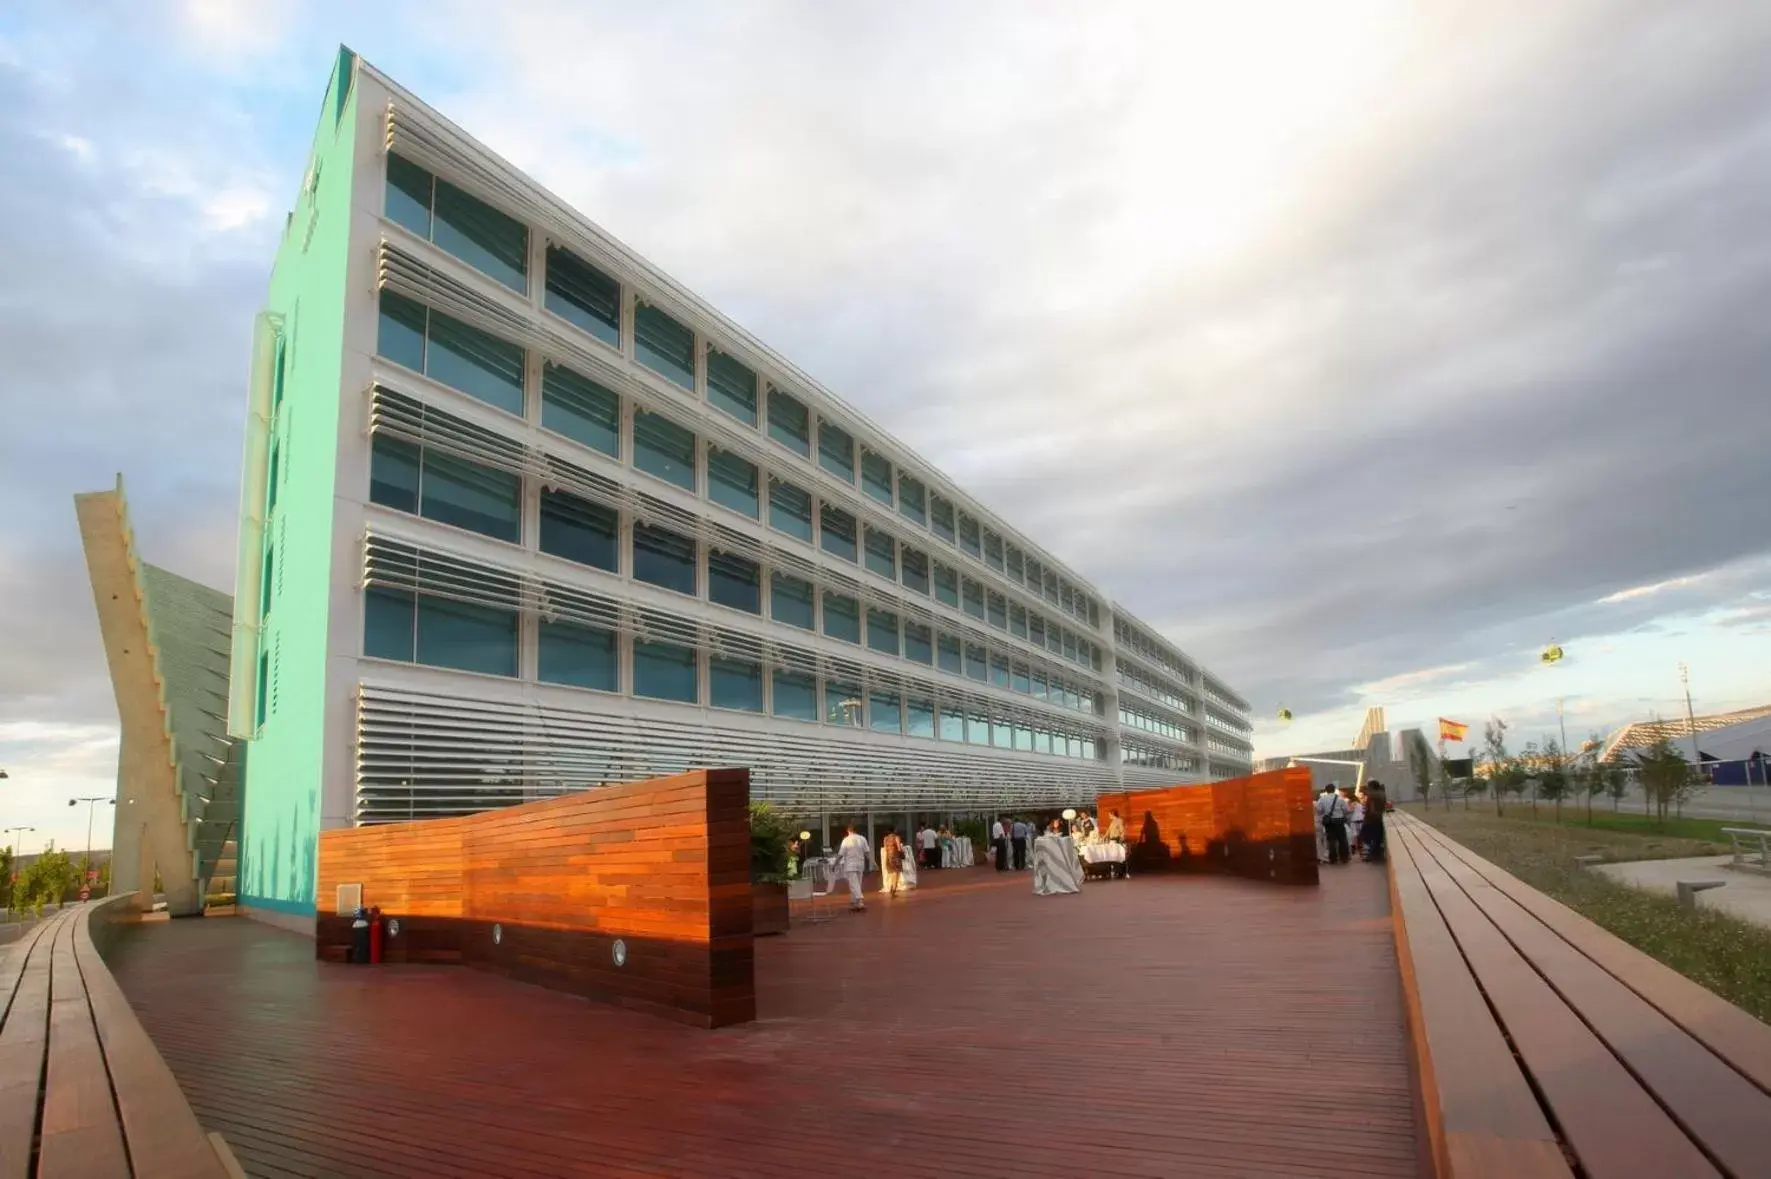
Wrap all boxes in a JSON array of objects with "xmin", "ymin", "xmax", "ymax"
[{"xmin": 1595, "ymin": 854, "xmax": 1771, "ymax": 932}]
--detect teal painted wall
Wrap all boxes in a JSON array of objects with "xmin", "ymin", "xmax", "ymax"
[{"xmin": 238, "ymin": 48, "xmax": 359, "ymax": 914}]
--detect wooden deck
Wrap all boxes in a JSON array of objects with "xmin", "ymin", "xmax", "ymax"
[{"xmin": 106, "ymin": 865, "xmax": 1420, "ymax": 1178}]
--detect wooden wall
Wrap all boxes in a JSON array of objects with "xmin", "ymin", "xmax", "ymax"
[
  {"xmin": 1096, "ymin": 766, "xmax": 1319, "ymax": 885},
  {"xmin": 314, "ymin": 768, "xmax": 754, "ymax": 1027}
]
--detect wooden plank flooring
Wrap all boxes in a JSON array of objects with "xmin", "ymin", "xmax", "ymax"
[{"xmin": 107, "ymin": 865, "xmax": 1420, "ymax": 1178}]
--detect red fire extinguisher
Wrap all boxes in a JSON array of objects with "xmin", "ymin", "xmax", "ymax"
[{"xmin": 369, "ymin": 906, "xmax": 384, "ymax": 964}]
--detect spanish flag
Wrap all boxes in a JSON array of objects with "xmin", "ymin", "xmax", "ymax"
[{"xmin": 1438, "ymin": 717, "xmax": 1469, "ymax": 743}]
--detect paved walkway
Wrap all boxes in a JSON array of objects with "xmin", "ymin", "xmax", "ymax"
[
  {"xmin": 1596, "ymin": 854, "xmax": 1771, "ymax": 931},
  {"xmin": 107, "ymin": 865, "xmax": 1419, "ymax": 1178}
]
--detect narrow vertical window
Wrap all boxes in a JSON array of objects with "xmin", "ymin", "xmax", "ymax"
[
  {"xmin": 767, "ymin": 387, "xmax": 810, "ymax": 456},
  {"xmin": 817, "ymin": 419, "xmax": 856, "ymax": 483},
  {"xmin": 634, "ymin": 303, "xmax": 695, "ymax": 390},
  {"xmin": 898, "ymin": 474, "xmax": 927, "ymax": 527},
  {"xmin": 861, "ymin": 450, "xmax": 893, "ymax": 505},
  {"xmin": 544, "ymin": 245, "xmax": 621, "ymax": 348},
  {"xmin": 706, "ymin": 350, "xmax": 758, "ymax": 427}
]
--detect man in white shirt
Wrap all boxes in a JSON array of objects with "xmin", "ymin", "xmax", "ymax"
[
  {"xmin": 918, "ymin": 824, "xmax": 940, "ymax": 871},
  {"xmin": 834, "ymin": 824, "xmax": 873, "ymax": 910},
  {"xmin": 1317, "ymin": 784, "xmax": 1350, "ymax": 865},
  {"xmin": 991, "ymin": 818, "xmax": 1009, "ymax": 872}
]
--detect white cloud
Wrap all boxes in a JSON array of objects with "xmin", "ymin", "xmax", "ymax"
[
  {"xmin": 1598, "ymin": 573, "xmax": 1709, "ymax": 604},
  {"xmin": 175, "ymin": 0, "xmax": 291, "ymax": 58}
]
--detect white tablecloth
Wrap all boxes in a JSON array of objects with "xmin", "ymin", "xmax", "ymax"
[
  {"xmin": 937, "ymin": 836, "xmax": 975, "ymax": 868},
  {"xmin": 1032, "ymin": 835, "xmax": 1083, "ymax": 895},
  {"xmin": 1078, "ymin": 842, "xmax": 1126, "ymax": 865}
]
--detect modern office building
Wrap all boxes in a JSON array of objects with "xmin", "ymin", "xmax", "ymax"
[{"xmin": 227, "ymin": 49, "xmax": 1252, "ymax": 921}]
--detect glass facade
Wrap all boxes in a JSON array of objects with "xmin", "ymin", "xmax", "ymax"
[{"xmin": 353, "ymin": 125, "xmax": 1256, "ymax": 787}]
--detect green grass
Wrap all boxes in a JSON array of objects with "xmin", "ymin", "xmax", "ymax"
[
  {"xmin": 1412, "ymin": 807, "xmax": 1771, "ymax": 1025},
  {"xmin": 1405, "ymin": 799, "xmax": 1758, "ymax": 848}
]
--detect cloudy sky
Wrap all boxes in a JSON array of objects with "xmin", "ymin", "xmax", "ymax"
[{"xmin": 3, "ymin": 1, "xmax": 1769, "ymax": 851}]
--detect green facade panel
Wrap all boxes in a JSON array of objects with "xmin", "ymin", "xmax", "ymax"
[{"xmin": 237, "ymin": 49, "xmax": 359, "ymax": 915}]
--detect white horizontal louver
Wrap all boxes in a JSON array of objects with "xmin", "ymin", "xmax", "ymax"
[
  {"xmin": 355, "ymin": 681, "xmax": 1119, "ymax": 823},
  {"xmin": 359, "ymin": 531, "xmax": 1114, "ymax": 742},
  {"xmin": 363, "ymin": 379, "xmax": 1105, "ymax": 708}
]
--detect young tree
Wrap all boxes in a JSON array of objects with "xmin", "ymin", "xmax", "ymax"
[
  {"xmin": 21, "ymin": 849, "xmax": 79, "ymax": 909},
  {"xmin": 0, "ymin": 847, "xmax": 13, "ymax": 913},
  {"xmin": 1463, "ymin": 773, "xmax": 1489, "ymax": 811},
  {"xmin": 1636, "ymin": 734, "xmax": 1704, "ymax": 825},
  {"xmin": 1603, "ymin": 759, "xmax": 1631, "ymax": 812},
  {"xmin": 1482, "ymin": 718, "xmax": 1513, "ymax": 815},
  {"xmin": 1574, "ymin": 735, "xmax": 1602, "ymax": 823},
  {"xmin": 1537, "ymin": 736, "xmax": 1571, "ymax": 823},
  {"xmin": 1521, "ymin": 740, "xmax": 1542, "ymax": 817},
  {"xmin": 1407, "ymin": 732, "xmax": 1437, "ymax": 809}
]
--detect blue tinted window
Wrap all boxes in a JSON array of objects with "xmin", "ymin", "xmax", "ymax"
[
  {"xmin": 541, "ymin": 363, "xmax": 619, "ymax": 457},
  {"xmin": 901, "ymin": 547, "xmax": 929, "ymax": 594},
  {"xmin": 772, "ymin": 669, "xmax": 818, "ymax": 721},
  {"xmin": 904, "ymin": 623, "xmax": 932, "ymax": 664},
  {"xmin": 965, "ymin": 642, "xmax": 988, "ymax": 682},
  {"xmin": 822, "ymin": 592, "xmax": 860, "ymax": 644},
  {"xmin": 930, "ymin": 495, "xmax": 955, "ymax": 544},
  {"xmin": 819, "ymin": 504, "xmax": 857, "ymax": 563},
  {"xmin": 866, "ymin": 608, "xmax": 899, "ymax": 657},
  {"xmin": 937, "ymin": 634, "xmax": 961, "ymax": 675},
  {"xmin": 767, "ymin": 388, "xmax": 810, "ymax": 456},
  {"xmin": 421, "ymin": 450, "xmax": 520, "ymax": 543},
  {"xmin": 967, "ymin": 713, "xmax": 990, "ymax": 744},
  {"xmin": 633, "ymin": 523, "xmax": 696, "ymax": 596},
  {"xmin": 868, "ymin": 691, "xmax": 901, "ymax": 734},
  {"xmin": 364, "ymin": 587, "xmax": 415, "ymax": 661},
  {"xmin": 371, "ymin": 435, "xmax": 519, "ymax": 545},
  {"xmin": 962, "ymin": 578, "xmax": 985, "ymax": 620},
  {"xmin": 706, "ymin": 350, "xmax": 758, "ymax": 426},
  {"xmin": 938, "ymin": 707, "xmax": 964, "ymax": 742},
  {"xmin": 707, "ymin": 448, "xmax": 759, "ymax": 519},
  {"xmin": 990, "ymin": 654, "xmax": 1010, "ymax": 689},
  {"xmin": 426, "ymin": 310, "xmax": 525, "ymax": 416},
  {"xmin": 634, "ymin": 409, "xmax": 696, "ymax": 491},
  {"xmin": 416, "ymin": 596, "xmax": 517, "ymax": 677},
  {"xmin": 817, "ymin": 419, "xmax": 855, "ymax": 482},
  {"xmin": 826, "ymin": 681, "xmax": 862, "ymax": 726},
  {"xmin": 369, "ymin": 435, "xmax": 419, "ymax": 514},
  {"xmin": 709, "ymin": 550, "xmax": 761, "ymax": 614},
  {"xmin": 934, "ymin": 563, "xmax": 959, "ymax": 608},
  {"xmin": 544, "ymin": 246, "xmax": 620, "ymax": 348},
  {"xmin": 770, "ymin": 573, "xmax": 814, "ymax": 630},
  {"xmin": 634, "ymin": 639, "xmax": 697, "ymax": 702},
  {"xmin": 863, "ymin": 527, "xmax": 895, "ymax": 580},
  {"xmin": 768, "ymin": 478, "xmax": 813, "ymax": 542},
  {"xmin": 384, "ymin": 152, "xmax": 432, "ymax": 238},
  {"xmin": 987, "ymin": 591, "xmax": 1006, "ymax": 630},
  {"xmin": 537, "ymin": 620, "xmax": 617, "ymax": 692},
  {"xmin": 710, "ymin": 656, "xmax": 764, "ymax": 713},
  {"xmin": 907, "ymin": 699, "xmax": 935, "ymax": 739},
  {"xmin": 377, "ymin": 291, "xmax": 427, "ymax": 372},
  {"xmin": 635, "ymin": 303, "xmax": 694, "ymax": 390},
  {"xmin": 958, "ymin": 514, "xmax": 981, "ymax": 558},
  {"xmin": 539, "ymin": 489, "xmax": 618, "ymax": 572},
  {"xmin": 433, "ymin": 176, "xmax": 528, "ymax": 293},
  {"xmin": 898, "ymin": 474, "xmax": 926, "ymax": 527},
  {"xmin": 861, "ymin": 450, "xmax": 893, "ymax": 506}
]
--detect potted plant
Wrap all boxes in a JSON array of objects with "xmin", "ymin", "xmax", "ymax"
[{"xmin": 749, "ymin": 802, "xmax": 793, "ymax": 936}]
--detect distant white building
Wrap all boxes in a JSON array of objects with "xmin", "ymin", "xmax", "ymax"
[
  {"xmin": 1603, "ymin": 704, "xmax": 1771, "ymax": 786},
  {"xmin": 1256, "ymin": 708, "xmax": 1427, "ymax": 797}
]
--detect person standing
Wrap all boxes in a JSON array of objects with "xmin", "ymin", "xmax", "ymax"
[
  {"xmin": 1362, "ymin": 780, "xmax": 1389, "ymax": 862},
  {"xmin": 1319, "ymin": 787, "xmax": 1350, "ymax": 865},
  {"xmin": 1314, "ymin": 783, "xmax": 1334, "ymax": 864},
  {"xmin": 991, "ymin": 816, "xmax": 1009, "ymax": 871},
  {"xmin": 879, "ymin": 827, "xmax": 907, "ymax": 898},
  {"xmin": 835, "ymin": 824, "xmax": 872, "ymax": 911},
  {"xmin": 1350, "ymin": 791, "xmax": 1366, "ymax": 860},
  {"xmin": 1106, "ymin": 810, "xmax": 1126, "ymax": 843},
  {"xmin": 918, "ymin": 823, "xmax": 939, "ymax": 871},
  {"xmin": 1011, "ymin": 817, "xmax": 1030, "ymax": 870}
]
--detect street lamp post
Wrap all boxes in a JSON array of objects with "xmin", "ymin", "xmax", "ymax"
[
  {"xmin": 68, "ymin": 797, "xmax": 114, "ymax": 888},
  {"xmin": 3, "ymin": 826, "xmax": 34, "ymax": 856}
]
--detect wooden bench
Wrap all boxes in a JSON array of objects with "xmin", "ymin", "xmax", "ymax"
[
  {"xmin": 1390, "ymin": 813, "xmax": 1771, "ymax": 1179},
  {"xmin": 1722, "ymin": 826, "xmax": 1771, "ymax": 875},
  {"xmin": 0, "ymin": 897, "xmax": 242, "ymax": 1178}
]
